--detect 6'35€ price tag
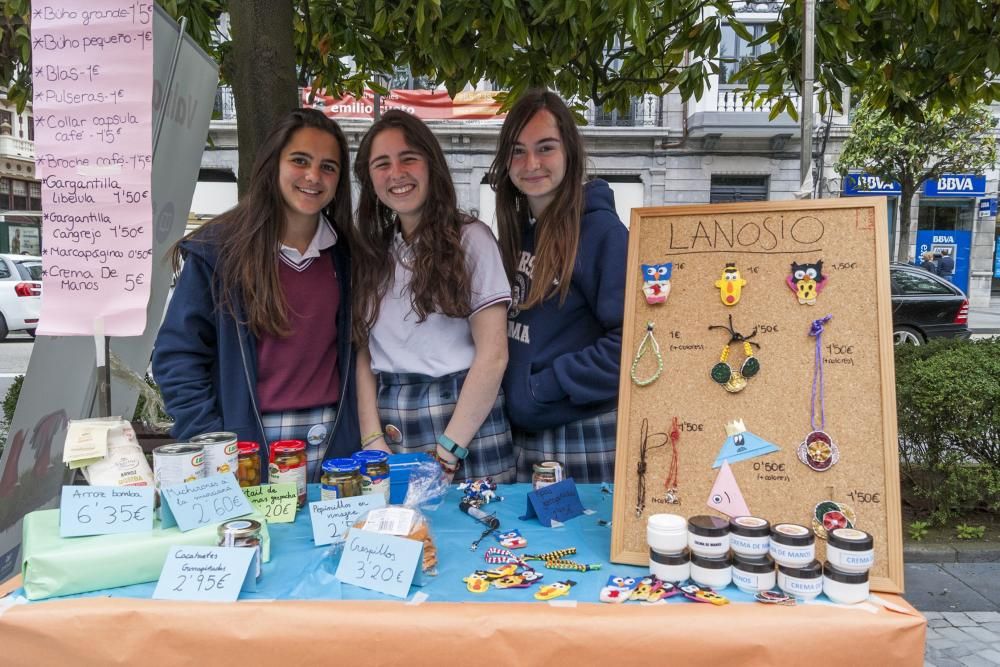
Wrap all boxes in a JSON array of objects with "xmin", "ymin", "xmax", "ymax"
[
  {"xmin": 59, "ymin": 485, "xmax": 154, "ymax": 537},
  {"xmin": 153, "ymin": 546, "xmax": 256, "ymax": 602}
]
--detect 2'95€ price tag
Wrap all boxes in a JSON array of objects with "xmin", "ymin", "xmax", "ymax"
[
  {"xmin": 153, "ymin": 546, "xmax": 256, "ymax": 602},
  {"xmin": 334, "ymin": 528, "xmax": 423, "ymax": 599},
  {"xmin": 159, "ymin": 474, "xmax": 254, "ymax": 532},
  {"xmin": 59, "ymin": 485, "xmax": 154, "ymax": 537}
]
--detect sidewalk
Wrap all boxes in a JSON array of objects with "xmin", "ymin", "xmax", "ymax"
[{"xmin": 969, "ymin": 307, "xmax": 1000, "ymax": 335}]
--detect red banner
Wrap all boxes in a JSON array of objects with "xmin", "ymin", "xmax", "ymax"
[{"xmin": 303, "ymin": 88, "xmax": 504, "ymax": 121}]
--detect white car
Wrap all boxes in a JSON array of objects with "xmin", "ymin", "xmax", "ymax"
[{"xmin": 0, "ymin": 253, "xmax": 41, "ymax": 339}]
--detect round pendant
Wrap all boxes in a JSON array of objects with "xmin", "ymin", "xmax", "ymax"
[
  {"xmin": 723, "ymin": 369, "xmax": 747, "ymax": 393},
  {"xmin": 711, "ymin": 362, "xmax": 732, "ymax": 384},
  {"xmin": 796, "ymin": 430, "xmax": 840, "ymax": 471},
  {"xmin": 741, "ymin": 356, "xmax": 760, "ymax": 378}
]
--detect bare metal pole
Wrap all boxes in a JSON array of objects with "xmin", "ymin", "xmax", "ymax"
[{"xmin": 800, "ymin": 0, "xmax": 815, "ymax": 193}]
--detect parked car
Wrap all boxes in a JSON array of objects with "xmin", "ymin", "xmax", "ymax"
[
  {"xmin": 0, "ymin": 253, "xmax": 41, "ymax": 339},
  {"xmin": 890, "ymin": 262, "xmax": 969, "ymax": 345}
]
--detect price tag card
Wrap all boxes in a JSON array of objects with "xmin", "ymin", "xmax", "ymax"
[
  {"xmin": 59, "ymin": 485, "xmax": 154, "ymax": 537},
  {"xmin": 309, "ymin": 495, "xmax": 387, "ymax": 546},
  {"xmin": 334, "ymin": 528, "xmax": 423, "ymax": 599},
  {"xmin": 243, "ymin": 484, "xmax": 298, "ymax": 524},
  {"xmin": 160, "ymin": 474, "xmax": 254, "ymax": 532},
  {"xmin": 519, "ymin": 478, "xmax": 586, "ymax": 527},
  {"xmin": 152, "ymin": 546, "xmax": 256, "ymax": 602}
]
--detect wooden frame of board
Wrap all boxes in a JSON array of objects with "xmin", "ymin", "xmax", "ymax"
[{"xmin": 609, "ymin": 197, "xmax": 904, "ymax": 594}]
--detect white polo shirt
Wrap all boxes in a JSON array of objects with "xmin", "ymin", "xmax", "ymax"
[{"xmin": 368, "ymin": 220, "xmax": 511, "ymax": 376}]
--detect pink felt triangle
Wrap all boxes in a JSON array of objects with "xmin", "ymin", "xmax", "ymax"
[{"xmin": 706, "ymin": 460, "xmax": 750, "ymax": 518}]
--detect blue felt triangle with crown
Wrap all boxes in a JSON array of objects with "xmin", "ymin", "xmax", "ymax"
[{"xmin": 712, "ymin": 419, "xmax": 780, "ymax": 468}]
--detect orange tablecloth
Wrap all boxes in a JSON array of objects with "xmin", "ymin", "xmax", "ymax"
[{"xmin": 0, "ymin": 581, "xmax": 925, "ymax": 666}]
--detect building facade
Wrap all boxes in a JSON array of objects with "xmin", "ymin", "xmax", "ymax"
[{"xmin": 0, "ymin": 95, "xmax": 42, "ymax": 255}]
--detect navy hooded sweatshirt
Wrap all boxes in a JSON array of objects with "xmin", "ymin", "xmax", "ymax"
[
  {"xmin": 150, "ymin": 227, "xmax": 360, "ymax": 482},
  {"xmin": 503, "ymin": 179, "xmax": 628, "ymax": 431}
]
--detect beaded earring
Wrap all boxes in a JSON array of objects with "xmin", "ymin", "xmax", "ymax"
[{"xmin": 708, "ymin": 315, "xmax": 760, "ymax": 393}]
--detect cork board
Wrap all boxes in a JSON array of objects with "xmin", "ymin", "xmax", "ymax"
[{"xmin": 609, "ymin": 198, "xmax": 904, "ymax": 593}]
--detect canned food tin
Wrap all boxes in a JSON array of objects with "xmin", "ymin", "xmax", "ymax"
[
  {"xmin": 190, "ymin": 431, "xmax": 240, "ymax": 477},
  {"xmin": 218, "ymin": 519, "xmax": 263, "ymax": 581},
  {"xmin": 153, "ymin": 444, "xmax": 205, "ymax": 491},
  {"xmin": 532, "ymin": 460, "xmax": 563, "ymax": 490},
  {"xmin": 269, "ymin": 440, "xmax": 307, "ymax": 508}
]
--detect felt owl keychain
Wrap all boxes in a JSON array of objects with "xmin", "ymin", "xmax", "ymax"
[
  {"xmin": 641, "ymin": 262, "xmax": 673, "ymax": 304},
  {"xmin": 786, "ymin": 260, "xmax": 828, "ymax": 305}
]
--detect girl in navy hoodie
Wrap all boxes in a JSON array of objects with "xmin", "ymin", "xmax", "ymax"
[
  {"xmin": 152, "ymin": 109, "xmax": 359, "ymax": 481},
  {"xmin": 489, "ymin": 90, "xmax": 628, "ymax": 483}
]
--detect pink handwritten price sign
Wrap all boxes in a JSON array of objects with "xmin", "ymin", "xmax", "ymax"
[{"xmin": 31, "ymin": 1, "xmax": 154, "ymax": 336}]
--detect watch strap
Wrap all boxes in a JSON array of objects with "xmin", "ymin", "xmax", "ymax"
[{"xmin": 437, "ymin": 434, "xmax": 469, "ymax": 460}]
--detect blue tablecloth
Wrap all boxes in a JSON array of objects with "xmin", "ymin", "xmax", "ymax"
[{"xmin": 22, "ymin": 483, "xmax": 777, "ymax": 605}]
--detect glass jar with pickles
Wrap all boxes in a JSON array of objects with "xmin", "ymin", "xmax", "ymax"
[
  {"xmin": 269, "ymin": 440, "xmax": 307, "ymax": 508},
  {"xmin": 236, "ymin": 441, "xmax": 261, "ymax": 487},
  {"xmin": 321, "ymin": 458, "xmax": 363, "ymax": 500},
  {"xmin": 353, "ymin": 450, "xmax": 390, "ymax": 502}
]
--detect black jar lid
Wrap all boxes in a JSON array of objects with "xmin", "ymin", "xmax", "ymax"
[
  {"xmin": 823, "ymin": 562, "xmax": 870, "ymax": 584},
  {"xmin": 690, "ymin": 552, "xmax": 732, "ymax": 569},
  {"xmin": 733, "ymin": 554, "xmax": 775, "ymax": 573},
  {"xmin": 777, "ymin": 560, "xmax": 823, "ymax": 579},
  {"xmin": 828, "ymin": 528, "xmax": 874, "ymax": 552},
  {"xmin": 770, "ymin": 523, "xmax": 815, "ymax": 546},
  {"xmin": 688, "ymin": 515, "xmax": 731, "ymax": 537},
  {"xmin": 650, "ymin": 548, "xmax": 690, "ymax": 566},
  {"xmin": 730, "ymin": 516, "xmax": 771, "ymax": 537}
]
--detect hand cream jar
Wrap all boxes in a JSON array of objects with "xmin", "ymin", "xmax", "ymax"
[
  {"xmin": 732, "ymin": 554, "xmax": 776, "ymax": 594},
  {"xmin": 823, "ymin": 562, "xmax": 870, "ymax": 604},
  {"xmin": 688, "ymin": 515, "xmax": 731, "ymax": 557},
  {"xmin": 649, "ymin": 548, "xmax": 691, "ymax": 584},
  {"xmin": 729, "ymin": 516, "xmax": 771, "ymax": 557},
  {"xmin": 777, "ymin": 560, "xmax": 823, "ymax": 600},
  {"xmin": 826, "ymin": 528, "xmax": 875, "ymax": 573},
  {"xmin": 690, "ymin": 552, "xmax": 732, "ymax": 590},
  {"xmin": 769, "ymin": 523, "xmax": 815, "ymax": 567},
  {"xmin": 647, "ymin": 513, "xmax": 688, "ymax": 555}
]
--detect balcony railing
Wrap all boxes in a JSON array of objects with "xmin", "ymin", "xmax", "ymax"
[
  {"xmin": 717, "ymin": 86, "xmax": 799, "ymax": 114},
  {"xmin": 213, "ymin": 86, "xmax": 237, "ymax": 121},
  {"xmin": 583, "ymin": 95, "xmax": 660, "ymax": 127},
  {"xmin": 0, "ymin": 135, "xmax": 34, "ymax": 159}
]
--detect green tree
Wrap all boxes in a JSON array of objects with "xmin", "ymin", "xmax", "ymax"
[{"xmin": 836, "ymin": 97, "xmax": 997, "ymax": 263}]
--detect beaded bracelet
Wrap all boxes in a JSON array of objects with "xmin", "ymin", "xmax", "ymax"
[
  {"xmin": 433, "ymin": 450, "xmax": 460, "ymax": 474},
  {"xmin": 360, "ymin": 431, "xmax": 384, "ymax": 448}
]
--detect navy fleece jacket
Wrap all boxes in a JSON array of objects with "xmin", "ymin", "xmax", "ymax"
[
  {"xmin": 150, "ymin": 229, "xmax": 360, "ymax": 481},
  {"xmin": 503, "ymin": 179, "xmax": 628, "ymax": 431}
]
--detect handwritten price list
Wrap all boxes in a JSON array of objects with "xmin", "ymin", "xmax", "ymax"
[{"xmin": 31, "ymin": 1, "xmax": 154, "ymax": 336}]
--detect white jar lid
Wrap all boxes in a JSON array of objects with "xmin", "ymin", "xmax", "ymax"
[{"xmin": 648, "ymin": 513, "xmax": 687, "ymax": 531}]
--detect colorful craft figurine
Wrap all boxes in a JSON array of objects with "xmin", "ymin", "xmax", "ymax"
[
  {"xmin": 484, "ymin": 547, "xmax": 525, "ymax": 565},
  {"xmin": 631, "ymin": 321, "xmax": 664, "ymax": 387},
  {"xmin": 497, "ymin": 529, "xmax": 527, "ymax": 549},
  {"xmin": 706, "ymin": 460, "xmax": 751, "ymax": 517},
  {"xmin": 797, "ymin": 316, "xmax": 841, "ymax": 472},
  {"xmin": 712, "ymin": 419, "xmax": 780, "ymax": 469},
  {"xmin": 628, "ymin": 575, "xmax": 678, "ymax": 602},
  {"xmin": 813, "ymin": 500, "xmax": 857, "ymax": 539},
  {"xmin": 599, "ymin": 575, "xmax": 639, "ymax": 603},
  {"xmin": 641, "ymin": 262, "xmax": 673, "ymax": 304},
  {"xmin": 459, "ymin": 477, "xmax": 503, "ymax": 507},
  {"xmin": 484, "ymin": 563, "xmax": 520, "ymax": 580},
  {"xmin": 681, "ymin": 584, "xmax": 729, "ymax": 606},
  {"xmin": 786, "ymin": 260, "xmax": 828, "ymax": 305},
  {"xmin": 714, "ymin": 262, "xmax": 747, "ymax": 306},
  {"xmin": 709, "ymin": 315, "xmax": 760, "ymax": 393},
  {"xmin": 755, "ymin": 590, "xmax": 796, "ymax": 606},
  {"xmin": 464, "ymin": 572, "xmax": 491, "ymax": 593},
  {"xmin": 534, "ymin": 579, "xmax": 577, "ymax": 601}
]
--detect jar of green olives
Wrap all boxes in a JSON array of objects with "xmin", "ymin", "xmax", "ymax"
[
  {"xmin": 236, "ymin": 441, "xmax": 261, "ymax": 488},
  {"xmin": 321, "ymin": 458, "xmax": 363, "ymax": 501}
]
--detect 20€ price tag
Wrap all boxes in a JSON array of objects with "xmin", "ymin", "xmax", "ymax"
[
  {"xmin": 309, "ymin": 495, "xmax": 386, "ymax": 546},
  {"xmin": 152, "ymin": 546, "xmax": 255, "ymax": 602},
  {"xmin": 243, "ymin": 484, "xmax": 298, "ymax": 524},
  {"xmin": 334, "ymin": 528, "xmax": 422, "ymax": 599},
  {"xmin": 59, "ymin": 485, "xmax": 154, "ymax": 537},
  {"xmin": 160, "ymin": 474, "xmax": 254, "ymax": 532}
]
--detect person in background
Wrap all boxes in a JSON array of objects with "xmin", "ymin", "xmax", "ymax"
[
  {"xmin": 936, "ymin": 248, "xmax": 955, "ymax": 278},
  {"xmin": 351, "ymin": 110, "xmax": 514, "ymax": 482},
  {"xmin": 919, "ymin": 251, "xmax": 937, "ymax": 273},
  {"xmin": 152, "ymin": 109, "xmax": 359, "ymax": 481},
  {"xmin": 489, "ymin": 89, "xmax": 628, "ymax": 484}
]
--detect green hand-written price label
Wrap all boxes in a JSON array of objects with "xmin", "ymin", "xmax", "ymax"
[{"xmin": 243, "ymin": 483, "xmax": 298, "ymax": 523}]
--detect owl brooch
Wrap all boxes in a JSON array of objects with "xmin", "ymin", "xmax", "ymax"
[{"xmin": 786, "ymin": 260, "xmax": 828, "ymax": 305}]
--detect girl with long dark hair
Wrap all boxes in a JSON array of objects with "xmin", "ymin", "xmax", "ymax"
[
  {"xmin": 488, "ymin": 90, "xmax": 628, "ymax": 483},
  {"xmin": 153, "ymin": 109, "xmax": 359, "ymax": 481},
  {"xmin": 352, "ymin": 110, "xmax": 513, "ymax": 481}
]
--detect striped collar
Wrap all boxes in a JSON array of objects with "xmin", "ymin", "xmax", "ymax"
[{"xmin": 279, "ymin": 216, "xmax": 337, "ymax": 271}]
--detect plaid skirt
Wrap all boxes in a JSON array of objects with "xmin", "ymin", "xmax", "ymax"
[
  {"xmin": 513, "ymin": 409, "xmax": 618, "ymax": 484},
  {"xmin": 377, "ymin": 370, "xmax": 515, "ymax": 483},
  {"xmin": 261, "ymin": 404, "xmax": 338, "ymax": 482}
]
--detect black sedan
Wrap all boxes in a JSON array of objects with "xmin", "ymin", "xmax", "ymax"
[{"xmin": 890, "ymin": 263, "xmax": 970, "ymax": 345}]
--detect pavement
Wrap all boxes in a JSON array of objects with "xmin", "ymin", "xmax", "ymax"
[{"xmin": 969, "ymin": 307, "xmax": 1000, "ymax": 336}]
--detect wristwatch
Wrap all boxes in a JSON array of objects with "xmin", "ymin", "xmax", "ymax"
[{"xmin": 436, "ymin": 434, "xmax": 469, "ymax": 460}]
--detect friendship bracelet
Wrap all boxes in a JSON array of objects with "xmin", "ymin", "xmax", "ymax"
[{"xmin": 360, "ymin": 431, "xmax": 384, "ymax": 448}]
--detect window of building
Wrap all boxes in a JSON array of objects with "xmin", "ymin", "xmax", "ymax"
[
  {"xmin": 26, "ymin": 116, "xmax": 33, "ymax": 141},
  {"xmin": 28, "ymin": 181, "xmax": 41, "ymax": 210},
  {"xmin": 593, "ymin": 101, "xmax": 637, "ymax": 127},
  {"xmin": 719, "ymin": 23, "xmax": 773, "ymax": 84},
  {"xmin": 710, "ymin": 175, "xmax": 769, "ymax": 202},
  {"xmin": 387, "ymin": 66, "xmax": 435, "ymax": 91},
  {"xmin": 11, "ymin": 179, "xmax": 27, "ymax": 210},
  {"xmin": 917, "ymin": 199, "xmax": 974, "ymax": 232}
]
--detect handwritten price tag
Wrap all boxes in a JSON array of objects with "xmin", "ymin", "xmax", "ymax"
[
  {"xmin": 59, "ymin": 485, "xmax": 154, "ymax": 537},
  {"xmin": 334, "ymin": 528, "xmax": 422, "ymax": 599},
  {"xmin": 243, "ymin": 484, "xmax": 298, "ymax": 524},
  {"xmin": 160, "ymin": 474, "xmax": 254, "ymax": 532},
  {"xmin": 309, "ymin": 495, "xmax": 387, "ymax": 546},
  {"xmin": 520, "ymin": 478, "xmax": 586, "ymax": 527},
  {"xmin": 152, "ymin": 546, "xmax": 255, "ymax": 602}
]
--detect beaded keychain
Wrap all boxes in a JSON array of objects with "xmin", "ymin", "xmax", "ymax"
[
  {"xmin": 796, "ymin": 315, "xmax": 841, "ymax": 472},
  {"xmin": 664, "ymin": 417, "xmax": 681, "ymax": 504},
  {"xmin": 709, "ymin": 314, "xmax": 760, "ymax": 393},
  {"xmin": 630, "ymin": 321, "xmax": 663, "ymax": 386}
]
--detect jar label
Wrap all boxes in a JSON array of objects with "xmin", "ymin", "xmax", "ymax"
[
  {"xmin": 771, "ymin": 545, "xmax": 813, "ymax": 560},
  {"xmin": 731, "ymin": 536, "xmax": 769, "ymax": 552},
  {"xmin": 783, "ymin": 577, "xmax": 823, "ymax": 593},
  {"xmin": 691, "ymin": 537, "xmax": 725, "ymax": 548},
  {"xmin": 843, "ymin": 553, "xmax": 875, "ymax": 567},
  {"xmin": 320, "ymin": 484, "xmax": 340, "ymax": 501}
]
